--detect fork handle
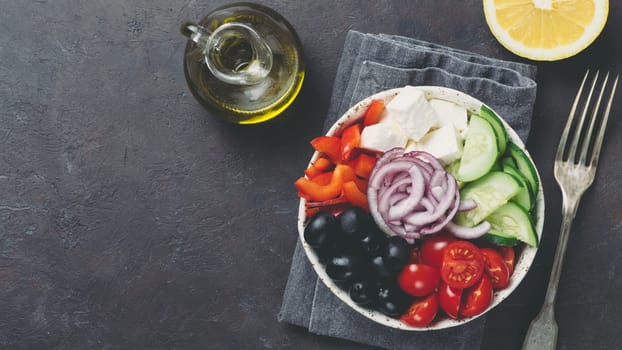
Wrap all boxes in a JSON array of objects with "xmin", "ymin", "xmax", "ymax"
[{"xmin": 522, "ymin": 197, "xmax": 580, "ymax": 350}]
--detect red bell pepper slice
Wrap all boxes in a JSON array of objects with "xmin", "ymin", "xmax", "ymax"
[
  {"xmin": 363, "ymin": 99, "xmax": 385, "ymax": 126},
  {"xmin": 304, "ymin": 157, "xmax": 334, "ymax": 179},
  {"xmin": 310, "ymin": 136, "xmax": 341, "ymax": 163},
  {"xmin": 304, "ymin": 165, "xmax": 323, "ymax": 179},
  {"xmin": 294, "ymin": 164, "xmax": 355, "ymax": 202},
  {"xmin": 340, "ymin": 123, "xmax": 362, "ymax": 161},
  {"xmin": 350, "ymin": 153, "xmax": 377, "ymax": 179},
  {"xmin": 312, "ymin": 157, "xmax": 333, "ymax": 171},
  {"xmin": 310, "ymin": 171, "xmax": 332, "ymax": 185},
  {"xmin": 305, "ymin": 207, "xmax": 321, "ymax": 217},
  {"xmin": 305, "ymin": 194, "xmax": 350, "ymax": 217},
  {"xmin": 353, "ymin": 177, "xmax": 368, "ymax": 193},
  {"xmin": 305, "ymin": 195, "xmax": 349, "ymax": 208},
  {"xmin": 305, "ymin": 202, "xmax": 349, "ymax": 218},
  {"xmin": 342, "ymin": 180, "xmax": 369, "ymax": 211}
]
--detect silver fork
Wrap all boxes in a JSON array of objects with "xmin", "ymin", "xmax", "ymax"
[{"xmin": 522, "ymin": 70, "xmax": 619, "ymax": 350}]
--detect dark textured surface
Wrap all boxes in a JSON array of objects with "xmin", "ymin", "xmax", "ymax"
[{"xmin": 0, "ymin": 1, "xmax": 621, "ymax": 349}]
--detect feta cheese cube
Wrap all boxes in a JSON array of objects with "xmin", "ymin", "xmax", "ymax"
[
  {"xmin": 360, "ymin": 120, "xmax": 409, "ymax": 152},
  {"xmin": 429, "ymin": 99, "xmax": 468, "ymax": 138},
  {"xmin": 416, "ymin": 124, "xmax": 463, "ymax": 165},
  {"xmin": 404, "ymin": 139, "xmax": 419, "ymax": 153},
  {"xmin": 384, "ymin": 86, "xmax": 439, "ymax": 141}
]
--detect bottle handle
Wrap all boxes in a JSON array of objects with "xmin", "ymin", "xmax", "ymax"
[{"xmin": 181, "ymin": 21, "xmax": 272, "ymax": 85}]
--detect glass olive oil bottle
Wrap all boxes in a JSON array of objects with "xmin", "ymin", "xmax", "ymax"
[{"xmin": 181, "ymin": 3, "xmax": 305, "ymax": 124}]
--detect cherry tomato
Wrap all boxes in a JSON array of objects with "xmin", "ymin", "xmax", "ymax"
[
  {"xmin": 460, "ymin": 274, "xmax": 493, "ymax": 317},
  {"xmin": 400, "ymin": 293, "xmax": 439, "ymax": 327},
  {"xmin": 481, "ymin": 248, "xmax": 511, "ymax": 290},
  {"xmin": 498, "ymin": 246, "xmax": 516, "ymax": 275},
  {"xmin": 438, "ymin": 281, "xmax": 462, "ymax": 319},
  {"xmin": 397, "ymin": 263, "xmax": 440, "ymax": 297},
  {"xmin": 440, "ymin": 241, "xmax": 485, "ymax": 289},
  {"xmin": 420, "ymin": 231, "xmax": 455, "ymax": 268}
]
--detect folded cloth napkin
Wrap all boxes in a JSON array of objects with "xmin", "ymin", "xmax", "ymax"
[{"xmin": 279, "ymin": 30, "xmax": 537, "ymax": 350}]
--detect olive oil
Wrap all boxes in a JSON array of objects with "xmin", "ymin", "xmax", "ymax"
[{"xmin": 182, "ymin": 3, "xmax": 305, "ymax": 124}]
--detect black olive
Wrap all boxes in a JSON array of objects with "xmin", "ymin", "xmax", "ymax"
[
  {"xmin": 317, "ymin": 238, "xmax": 351, "ymax": 263},
  {"xmin": 375, "ymin": 283, "xmax": 410, "ymax": 317},
  {"xmin": 368, "ymin": 255, "xmax": 395, "ymax": 281},
  {"xmin": 304, "ymin": 212, "xmax": 339, "ymax": 254},
  {"xmin": 358, "ymin": 226, "xmax": 389, "ymax": 258},
  {"xmin": 349, "ymin": 280, "xmax": 376, "ymax": 306},
  {"xmin": 383, "ymin": 236, "xmax": 411, "ymax": 273},
  {"xmin": 325, "ymin": 253, "xmax": 362, "ymax": 283},
  {"xmin": 338, "ymin": 206, "xmax": 372, "ymax": 241}
]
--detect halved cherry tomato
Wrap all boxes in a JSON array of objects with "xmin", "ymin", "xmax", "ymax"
[
  {"xmin": 340, "ymin": 123, "xmax": 361, "ymax": 161},
  {"xmin": 498, "ymin": 246, "xmax": 516, "ymax": 275},
  {"xmin": 481, "ymin": 248, "xmax": 510, "ymax": 290},
  {"xmin": 438, "ymin": 281, "xmax": 462, "ymax": 319},
  {"xmin": 440, "ymin": 241, "xmax": 484, "ymax": 289},
  {"xmin": 420, "ymin": 231, "xmax": 455, "ymax": 268},
  {"xmin": 460, "ymin": 274, "xmax": 493, "ymax": 317},
  {"xmin": 400, "ymin": 293, "xmax": 439, "ymax": 327},
  {"xmin": 363, "ymin": 99, "xmax": 385, "ymax": 127},
  {"xmin": 397, "ymin": 263, "xmax": 440, "ymax": 297},
  {"xmin": 310, "ymin": 136, "xmax": 341, "ymax": 163}
]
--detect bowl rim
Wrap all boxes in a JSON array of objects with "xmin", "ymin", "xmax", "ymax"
[{"xmin": 297, "ymin": 85, "xmax": 545, "ymax": 330}]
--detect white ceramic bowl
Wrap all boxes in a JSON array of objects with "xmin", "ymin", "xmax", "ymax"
[{"xmin": 297, "ymin": 86, "xmax": 544, "ymax": 330}]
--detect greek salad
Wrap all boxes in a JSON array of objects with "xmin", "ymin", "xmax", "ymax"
[{"xmin": 295, "ymin": 86, "xmax": 539, "ymax": 327}]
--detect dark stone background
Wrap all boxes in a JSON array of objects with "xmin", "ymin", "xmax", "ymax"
[{"xmin": 1, "ymin": 1, "xmax": 621, "ymax": 349}]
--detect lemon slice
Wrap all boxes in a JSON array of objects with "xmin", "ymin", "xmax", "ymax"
[{"xmin": 483, "ymin": 0, "xmax": 609, "ymax": 61}]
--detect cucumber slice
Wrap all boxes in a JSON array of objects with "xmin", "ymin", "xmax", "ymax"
[
  {"xmin": 479, "ymin": 105, "xmax": 508, "ymax": 155},
  {"xmin": 457, "ymin": 115, "xmax": 498, "ymax": 182},
  {"xmin": 485, "ymin": 202, "xmax": 538, "ymax": 247},
  {"xmin": 500, "ymin": 156, "xmax": 517, "ymax": 168},
  {"xmin": 454, "ymin": 171, "xmax": 522, "ymax": 227},
  {"xmin": 480, "ymin": 232, "xmax": 520, "ymax": 247},
  {"xmin": 506, "ymin": 142, "xmax": 539, "ymax": 195},
  {"xmin": 491, "ymin": 161, "xmax": 502, "ymax": 172},
  {"xmin": 502, "ymin": 164, "xmax": 535, "ymax": 212},
  {"xmin": 444, "ymin": 160, "xmax": 465, "ymax": 189}
]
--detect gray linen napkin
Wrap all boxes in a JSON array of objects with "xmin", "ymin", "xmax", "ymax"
[{"xmin": 279, "ymin": 30, "xmax": 537, "ymax": 350}]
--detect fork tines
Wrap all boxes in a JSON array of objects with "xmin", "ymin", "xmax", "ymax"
[{"xmin": 557, "ymin": 70, "xmax": 619, "ymax": 167}]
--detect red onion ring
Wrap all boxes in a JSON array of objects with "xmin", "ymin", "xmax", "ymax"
[
  {"xmin": 444, "ymin": 221, "xmax": 491, "ymax": 239},
  {"xmin": 404, "ymin": 151, "xmax": 444, "ymax": 170},
  {"xmin": 368, "ymin": 147, "xmax": 405, "ymax": 181},
  {"xmin": 368, "ymin": 148, "xmax": 464, "ymax": 241},
  {"xmin": 457, "ymin": 199, "xmax": 477, "ymax": 212},
  {"xmin": 387, "ymin": 165, "xmax": 425, "ymax": 220}
]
